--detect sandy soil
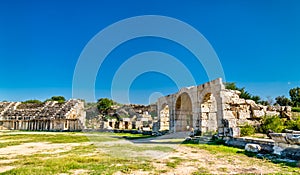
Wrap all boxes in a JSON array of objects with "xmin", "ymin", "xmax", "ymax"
[{"xmin": 0, "ymin": 142, "xmax": 83, "ymax": 158}]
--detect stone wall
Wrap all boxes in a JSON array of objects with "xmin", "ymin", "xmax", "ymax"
[
  {"xmin": 157, "ymin": 78, "xmax": 292, "ymax": 137},
  {"xmin": 222, "ymin": 89, "xmax": 292, "ymax": 126}
]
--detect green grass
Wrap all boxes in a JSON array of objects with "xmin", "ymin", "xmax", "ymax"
[
  {"xmin": 192, "ymin": 167, "xmax": 210, "ymax": 175},
  {"xmin": 0, "ymin": 137, "xmax": 154, "ymax": 175},
  {"xmin": 183, "ymin": 141, "xmax": 243, "ymax": 155},
  {"xmin": 166, "ymin": 157, "xmax": 184, "ymax": 168},
  {"xmin": 182, "ymin": 140, "xmax": 300, "ymax": 174},
  {"xmin": 2, "ymin": 131, "xmax": 300, "ymax": 174},
  {"xmin": 0, "ymin": 131, "xmax": 155, "ymax": 149},
  {"xmin": 112, "ymin": 133, "xmax": 154, "ymax": 140},
  {"xmin": 0, "ymin": 133, "xmax": 89, "ymax": 149}
]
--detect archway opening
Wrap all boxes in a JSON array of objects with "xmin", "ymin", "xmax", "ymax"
[
  {"xmin": 200, "ymin": 93, "xmax": 217, "ymax": 133},
  {"xmin": 159, "ymin": 104, "xmax": 170, "ymax": 131},
  {"xmin": 175, "ymin": 92, "xmax": 193, "ymax": 132}
]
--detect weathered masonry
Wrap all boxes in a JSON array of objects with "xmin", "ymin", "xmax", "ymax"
[
  {"xmin": 157, "ymin": 78, "xmax": 292, "ymax": 137},
  {"xmin": 0, "ymin": 99, "xmax": 86, "ymax": 131}
]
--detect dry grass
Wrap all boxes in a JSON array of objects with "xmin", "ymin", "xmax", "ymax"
[{"xmin": 0, "ymin": 131, "xmax": 299, "ymax": 175}]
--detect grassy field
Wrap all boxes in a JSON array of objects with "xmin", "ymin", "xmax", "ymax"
[{"xmin": 0, "ymin": 131, "xmax": 299, "ymax": 175}]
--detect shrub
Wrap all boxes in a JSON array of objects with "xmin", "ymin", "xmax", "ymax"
[
  {"xmin": 292, "ymin": 107, "xmax": 300, "ymax": 112},
  {"xmin": 240, "ymin": 124, "xmax": 256, "ymax": 136},
  {"xmin": 22, "ymin": 99, "xmax": 42, "ymax": 104},
  {"xmin": 285, "ymin": 116, "xmax": 300, "ymax": 131},
  {"xmin": 45, "ymin": 96, "xmax": 66, "ymax": 103},
  {"xmin": 260, "ymin": 116, "xmax": 285, "ymax": 133}
]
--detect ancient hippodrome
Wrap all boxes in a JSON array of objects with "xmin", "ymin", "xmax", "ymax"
[
  {"xmin": 0, "ymin": 78, "xmax": 292, "ymax": 138},
  {"xmin": 157, "ymin": 78, "xmax": 291, "ymax": 137},
  {"xmin": 0, "ymin": 99, "xmax": 85, "ymax": 131}
]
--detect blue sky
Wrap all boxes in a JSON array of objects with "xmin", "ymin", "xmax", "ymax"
[{"xmin": 0, "ymin": 0, "xmax": 299, "ymax": 104}]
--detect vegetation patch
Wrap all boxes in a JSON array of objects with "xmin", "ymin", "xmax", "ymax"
[
  {"xmin": 183, "ymin": 140, "xmax": 242, "ymax": 155},
  {"xmin": 0, "ymin": 133, "xmax": 89, "ymax": 145},
  {"xmin": 1, "ymin": 141, "xmax": 153, "ymax": 175},
  {"xmin": 240, "ymin": 123, "xmax": 256, "ymax": 136},
  {"xmin": 292, "ymin": 107, "xmax": 300, "ymax": 112},
  {"xmin": 192, "ymin": 167, "xmax": 210, "ymax": 175},
  {"xmin": 166, "ymin": 157, "xmax": 184, "ymax": 168}
]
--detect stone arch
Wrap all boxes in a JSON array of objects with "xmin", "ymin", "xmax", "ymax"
[
  {"xmin": 175, "ymin": 92, "xmax": 193, "ymax": 132},
  {"xmin": 199, "ymin": 93, "xmax": 218, "ymax": 133},
  {"xmin": 159, "ymin": 103, "xmax": 170, "ymax": 131}
]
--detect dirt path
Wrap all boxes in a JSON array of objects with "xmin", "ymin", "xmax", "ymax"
[{"xmin": 111, "ymin": 134, "xmax": 287, "ymax": 175}]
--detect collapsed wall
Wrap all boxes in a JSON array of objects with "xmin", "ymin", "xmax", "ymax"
[
  {"xmin": 222, "ymin": 89, "xmax": 292, "ymax": 126},
  {"xmin": 85, "ymin": 104, "xmax": 157, "ymax": 130}
]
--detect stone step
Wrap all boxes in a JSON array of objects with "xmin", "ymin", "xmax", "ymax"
[{"xmin": 190, "ymin": 136, "xmax": 213, "ymax": 144}]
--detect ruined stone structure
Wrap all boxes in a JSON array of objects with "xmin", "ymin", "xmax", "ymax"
[
  {"xmin": 157, "ymin": 78, "xmax": 291, "ymax": 137},
  {"xmin": 102, "ymin": 111, "xmax": 153, "ymax": 130},
  {"xmin": 86, "ymin": 104, "xmax": 156, "ymax": 131},
  {"xmin": 0, "ymin": 99, "xmax": 86, "ymax": 131}
]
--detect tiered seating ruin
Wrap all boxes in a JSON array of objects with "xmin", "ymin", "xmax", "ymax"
[{"xmin": 0, "ymin": 99, "xmax": 85, "ymax": 131}]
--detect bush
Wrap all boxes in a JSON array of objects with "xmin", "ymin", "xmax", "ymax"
[
  {"xmin": 240, "ymin": 124, "xmax": 256, "ymax": 136},
  {"xmin": 260, "ymin": 116, "xmax": 285, "ymax": 133},
  {"xmin": 45, "ymin": 96, "xmax": 66, "ymax": 103},
  {"xmin": 23, "ymin": 99, "xmax": 42, "ymax": 104},
  {"xmin": 292, "ymin": 107, "xmax": 300, "ymax": 112},
  {"xmin": 285, "ymin": 116, "xmax": 300, "ymax": 131}
]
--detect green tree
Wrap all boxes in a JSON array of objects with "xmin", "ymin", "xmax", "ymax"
[
  {"xmin": 225, "ymin": 82, "xmax": 260, "ymax": 103},
  {"xmin": 289, "ymin": 87, "xmax": 300, "ymax": 107},
  {"xmin": 251, "ymin": 95, "xmax": 261, "ymax": 104},
  {"xmin": 97, "ymin": 98, "xmax": 114, "ymax": 113},
  {"xmin": 46, "ymin": 96, "xmax": 66, "ymax": 103},
  {"xmin": 259, "ymin": 100, "xmax": 270, "ymax": 106},
  {"xmin": 275, "ymin": 95, "xmax": 292, "ymax": 106},
  {"xmin": 225, "ymin": 82, "xmax": 239, "ymax": 90}
]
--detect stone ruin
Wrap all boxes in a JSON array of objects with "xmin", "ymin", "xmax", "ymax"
[
  {"xmin": 86, "ymin": 104, "xmax": 157, "ymax": 131},
  {"xmin": 0, "ymin": 99, "xmax": 86, "ymax": 131},
  {"xmin": 156, "ymin": 78, "xmax": 292, "ymax": 137}
]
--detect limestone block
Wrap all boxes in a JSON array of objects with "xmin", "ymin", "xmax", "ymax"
[
  {"xmin": 261, "ymin": 105, "xmax": 267, "ymax": 111},
  {"xmin": 245, "ymin": 99, "xmax": 255, "ymax": 105},
  {"xmin": 240, "ymin": 104, "xmax": 250, "ymax": 111},
  {"xmin": 232, "ymin": 98, "xmax": 246, "ymax": 105},
  {"xmin": 269, "ymin": 133, "xmax": 288, "ymax": 144},
  {"xmin": 245, "ymin": 143, "xmax": 261, "ymax": 153},
  {"xmin": 274, "ymin": 106, "xmax": 282, "ymax": 112},
  {"xmin": 265, "ymin": 111, "xmax": 280, "ymax": 116},
  {"xmin": 224, "ymin": 104, "xmax": 231, "ymax": 110},
  {"xmin": 201, "ymin": 106, "xmax": 210, "ymax": 113},
  {"xmin": 286, "ymin": 133, "xmax": 300, "ymax": 145},
  {"xmin": 232, "ymin": 127, "xmax": 240, "ymax": 137},
  {"xmin": 228, "ymin": 119, "xmax": 237, "ymax": 127},
  {"xmin": 223, "ymin": 111, "xmax": 236, "ymax": 119},
  {"xmin": 208, "ymin": 113, "xmax": 217, "ymax": 120},
  {"xmin": 267, "ymin": 106, "xmax": 276, "ymax": 111},
  {"xmin": 251, "ymin": 104, "xmax": 261, "ymax": 111},
  {"xmin": 253, "ymin": 110, "xmax": 265, "ymax": 118},
  {"xmin": 238, "ymin": 111, "xmax": 251, "ymax": 119},
  {"xmin": 285, "ymin": 106, "xmax": 292, "ymax": 112},
  {"xmin": 201, "ymin": 113, "xmax": 208, "ymax": 120},
  {"xmin": 201, "ymin": 120, "xmax": 208, "ymax": 126}
]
